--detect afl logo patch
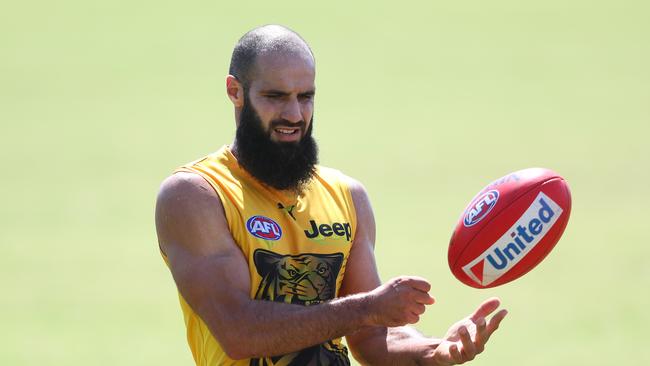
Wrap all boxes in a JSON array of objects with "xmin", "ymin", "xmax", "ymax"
[
  {"xmin": 246, "ymin": 216, "xmax": 282, "ymax": 241},
  {"xmin": 463, "ymin": 190, "xmax": 500, "ymax": 227}
]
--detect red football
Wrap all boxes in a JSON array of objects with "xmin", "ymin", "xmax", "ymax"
[{"xmin": 448, "ymin": 168, "xmax": 572, "ymax": 288}]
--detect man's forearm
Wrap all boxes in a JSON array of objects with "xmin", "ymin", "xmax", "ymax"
[
  {"xmin": 209, "ymin": 292, "xmax": 372, "ymax": 359},
  {"xmin": 348, "ymin": 326, "xmax": 442, "ymax": 366},
  {"xmin": 386, "ymin": 327, "xmax": 442, "ymax": 366}
]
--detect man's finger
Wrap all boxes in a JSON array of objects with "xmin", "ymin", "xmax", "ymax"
[
  {"xmin": 399, "ymin": 276, "xmax": 432, "ymax": 292},
  {"xmin": 449, "ymin": 344, "xmax": 463, "ymax": 364},
  {"xmin": 412, "ymin": 303, "xmax": 426, "ymax": 316},
  {"xmin": 473, "ymin": 317, "xmax": 487, "ymax": 352},
  {"xmin": 470, "ymin": 297, "xmax": 501, "ymax": 321},
  {"xmin": 412, "ymin": 289, "xmax": 435, "ymax": 305},
  {"xmin": 459, "ymin": 326, "xmax": 476, "ymax": 361},
  {"xmin": 486, "ymin": 308, "xmax": 508, "ymax": 335}
]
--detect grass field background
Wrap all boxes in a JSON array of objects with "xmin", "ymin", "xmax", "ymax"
[{"xmin": 2, "ymin": 0, "xmax": 649, "ymax": 365}]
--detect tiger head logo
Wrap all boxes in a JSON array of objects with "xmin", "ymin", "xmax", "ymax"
[
  {"xmin": 253, "ymin": 249, "xmax": 344, "ymax": 305},
  {"xmin": 250, "ymin": 249, "xmax": 350, "ymax": 366}
]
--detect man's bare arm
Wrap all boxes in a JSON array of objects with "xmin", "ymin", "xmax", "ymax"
[
  {"xmin": 340, "ymin": 177, "xmax": 435, "ymax": 364},
  {"xmin": 340, "ymin": 177, "xmax": 508, "ymax": 365},
  {"xmin": 155, "ymin": 172, "xmax": 430, "ymax": 360}
]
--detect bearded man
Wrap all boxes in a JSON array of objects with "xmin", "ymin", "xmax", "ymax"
[{"xmin": 155, "ymin": 25, "xmax": 508, "ymax": 366}]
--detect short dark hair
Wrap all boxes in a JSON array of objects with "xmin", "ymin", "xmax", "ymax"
[{"xmin": 228, "ymin": 25, "xmax": 313, "ymax": 88}]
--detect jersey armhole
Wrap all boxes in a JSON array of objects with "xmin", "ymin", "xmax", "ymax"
[
  {"xmin": 338, "ymin": 172, "xmax": 359, "ymax": 246},
  {"xmin": 174, "ymin": 166, "xmax": 236, "ymax": 227}
]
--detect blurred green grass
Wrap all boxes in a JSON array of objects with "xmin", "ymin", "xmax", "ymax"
[{"xmin": 1, "ymin": 0, "xmax": 648, "ymax": 365}]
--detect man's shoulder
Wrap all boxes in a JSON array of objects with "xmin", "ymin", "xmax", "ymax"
[
  {"xmin": 157, "ymin": 172, "xmax": 219, "ymax": 206},
  {"xmin": 315, "ymin": 165, "xmax": 368, "ymax": 200},
  {"xmin": 171, "ymin": 145, "xmax": 244, "ymax": 189}
]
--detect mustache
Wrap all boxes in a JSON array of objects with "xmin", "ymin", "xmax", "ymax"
[{"xmin": 270, "ymin": 120, "xmax": 306, "ymax": 129}]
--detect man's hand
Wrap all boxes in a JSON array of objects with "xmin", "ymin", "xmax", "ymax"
[
  {"xmin": 422, "ymin": 298, "xmax": 508, "ymax": 365},
  {"xmin": 366, "ymin": 276, "xmax": 436, "ymax": 327}
]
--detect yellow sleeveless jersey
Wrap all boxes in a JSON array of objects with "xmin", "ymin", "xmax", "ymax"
[{"xmin": 163, "ymin": 145, "xmax": 357, "ymax": 366}]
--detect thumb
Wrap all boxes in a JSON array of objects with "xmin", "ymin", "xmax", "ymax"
[{"xmin": 395, "ymin": 276, "xmax": 431, "ymax": 292}]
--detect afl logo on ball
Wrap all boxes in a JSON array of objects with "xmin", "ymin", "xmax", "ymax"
[
  {"xmin": 463, "ymin": 190, "xmax": 500, "ymax": 227},
  {"xmin": 246, "ymin": 216, "xmax": 282, "ymax": 241}
]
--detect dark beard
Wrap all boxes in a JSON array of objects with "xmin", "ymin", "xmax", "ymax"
[{"xmin": 233, "ymin": 95, "xmax": 318, "ymax": 192}]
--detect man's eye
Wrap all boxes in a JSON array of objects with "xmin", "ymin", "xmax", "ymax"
[
  {"xmin": 265, "ymin": 94, "xmax": 284, "ymax": 99},
  {"xmin": 288, "ymin": 269, "xmax": 298, "ymax": 277}
]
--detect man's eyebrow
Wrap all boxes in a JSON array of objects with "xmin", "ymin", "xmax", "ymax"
[
  {"xmin": 259, "ymin": 89, "xmax": 316, "ymax": 95},
  {"xmin": 260, "ymin": 89, "xmax": 290, "ymax": 95}
]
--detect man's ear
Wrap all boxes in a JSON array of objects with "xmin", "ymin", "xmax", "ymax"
[{"xmin": 226, "ymin": 75, "xmax": 244, "ymax": 108}]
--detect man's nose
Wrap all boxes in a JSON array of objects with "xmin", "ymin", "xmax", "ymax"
[{"xmin": 280, "ymin": 98, "xmax": 303, "ymax": 123}]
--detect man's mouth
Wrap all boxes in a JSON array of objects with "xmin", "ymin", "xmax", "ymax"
[{"xmin": 275, "ymin": 127, "xmax": 300, "ymax": 135}]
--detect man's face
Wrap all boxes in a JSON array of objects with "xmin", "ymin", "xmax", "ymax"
[
  {"xmin": 233, "ymin": 50, "xmax": 319, "ymax": 192},
  {"xmin": 242, "ymin": 51, "xmax": 316, "ymax": 144}
]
